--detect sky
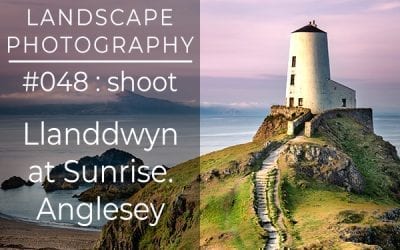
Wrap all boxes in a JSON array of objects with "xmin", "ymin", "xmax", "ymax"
[{"xmin": 0, "ymin": 0, "xmax": 399, "ymax": 112}]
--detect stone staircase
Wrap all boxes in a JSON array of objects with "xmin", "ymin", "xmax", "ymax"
[{"xmin": 255, "ymin": 145, "xmax": 286, "ymax": 250}]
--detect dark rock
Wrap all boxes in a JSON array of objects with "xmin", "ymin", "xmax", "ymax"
[
  {"xmin": 42, "ymin": 148, "xmax": 148, "ymax": 203},
  {"xmin": 25, "ymin": 180, "xmax": 34, "ymax": 186},
  {"xmin": 200, "ymin": 169, "xmax": 221, "ymax": 182},
  {"xmin": 380, "ymin": 208, "xmax": 400, "ymax": 222},
  {"xmin": 167, "ymin": 194, "xmax": 188, "ymax": 234},
  {"xmin": 43, "ymin": 148, "xmax": 143, "ymax": 193},
  {"xmin": 1, "ymin": 176, "xmax": 32, "ymax": 190},
  {"xmin": 340, "ymin": 224, "xmax": 400, "ymax": 249}
]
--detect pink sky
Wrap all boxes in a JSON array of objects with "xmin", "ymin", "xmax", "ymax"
[
  {"xmin": 0, "ymin": 0, "xmax": 399, "ymax": 111},
  {"xmin": 200, "ymin": 0, "xmax": 400, "ymax": 111}
]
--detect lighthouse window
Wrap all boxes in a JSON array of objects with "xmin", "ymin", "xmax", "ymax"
[
  {"xmin": 291, "ymin": 56, "xmax": 296, "ymax": 67},
  {"xmin": 342, "ymin": 98, "xmax": 347, "ymax": 107},
  {"xmin": 298, "ymin": 98, "xmax": 303, "ymax": 106},
  {"xmin": 290, "ymin": 74, "xmax": 295, "ymax": 85}
]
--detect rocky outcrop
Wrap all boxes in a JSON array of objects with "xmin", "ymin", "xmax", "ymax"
[
  {"xmin": 76, "ymin": 182, "xmax": 143, "ymax": 202},
  {"xmin": 42, "ymin": 148, "xmax": 147, "ymax": 203},
  {"xmin": 199, "ymin": 161, "xmax": 243, "ymax": 182},
  {"xmin": 1, "ymin": 176, "xmax": 34, "ymax": 190},
  {"xmin": 253, "ymin": 114, "xmax": 288, "ymax": 142},
  {"xmin": 340, "ymin": 224, "xmax": 400, "ymax": 249},
  {"xmin": 380, "ymin": 208, "xmax": 400, "ymax": 222},
  {"xmin": 281, "ymin": 143, "xmax": 365, "ymax": 193},
  {"xmin": 43, "ymin": 148, "xmax": 143, "ymax": 193},
  {"xmin": 316, "ymin": 113, "xmax": 400, "ymax": 199},
  {"xmin": 95, "ymin": 181, "xmax": 198, "ymax": 249},
  {"xmin": 253, "ymin": 106, "xmax": 311, "ymax": 142}
]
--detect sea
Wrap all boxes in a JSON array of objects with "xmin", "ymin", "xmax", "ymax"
[{"xmin": 0, "ymin": 113, "xmax": 398, "ymax": 230}]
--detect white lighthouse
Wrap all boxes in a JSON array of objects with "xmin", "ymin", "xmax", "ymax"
[{"xmin": 285, "ymin": 21, "xmax": 356, "ymax": 114}]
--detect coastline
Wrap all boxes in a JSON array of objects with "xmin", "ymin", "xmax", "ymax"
[
  {"xmin": 0, "ymin": 212, "xmax": 102, "ymax": 232},
  {"xmin": 0, "ymin": 216, "xmax": 99, "ymax": 250}
]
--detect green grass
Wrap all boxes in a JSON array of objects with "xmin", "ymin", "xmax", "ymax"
[
  {"xmin": 278, "ymin": 115, "xmax": 400, "ymax": 248},
  {"xmin": 318, "ymin": 116, "xmax": 400, "ymax": 201},
  {"xmin": 98, "ymin": 114, "xmax": 400, "ymax": 249},
  {"xmin": 280, "ymin": 171, "xmax": 397, "ymax": 248},
  {"xmin": 200, "ymin": 176, "xmax": 265, "ymax": 249},
  {"xmin": 122, "ymin": 141, "xmax": 269, "ymax": 249},
  {"xmin": 200, "ymin": 142, "xmax": 264, "ymax": 173}
]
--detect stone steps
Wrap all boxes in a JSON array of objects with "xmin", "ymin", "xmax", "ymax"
[{"xmin": 254, "ymin": 145, "xmax": 287, "ymax": 250}]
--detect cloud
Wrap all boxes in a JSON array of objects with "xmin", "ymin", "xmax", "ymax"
[{"xmin": 370, "ymin": 1, "xmax": 400, "ymax": 11}]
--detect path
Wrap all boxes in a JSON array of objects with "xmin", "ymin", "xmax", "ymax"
[{"xmin": 255, "ymin": 144, "xmax": 287, "ymax": 250}]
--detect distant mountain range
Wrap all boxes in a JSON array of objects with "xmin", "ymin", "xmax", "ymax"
[
  {"xmin": 0, "ymin": 93, "xmax": 266, "ymax": 116},
  {"xmin": 0, "ymin": 93, "xmax": 197, "ymax": 115}
]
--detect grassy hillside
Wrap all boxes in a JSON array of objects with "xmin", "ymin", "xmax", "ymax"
[
  {"xmin": 279, "ymin": 115, "xmax": 400, "ymax": 249},
  {"xmin": 200, "ymin": 175, "xmax": 263, "ymax": 248},
  {"xmin": 96, "ymin": 140, "xmax": 278, "ymax": 249},
  {"xmin": 96, "ymin": 112, "xmax": 400, "ymax": 249},
  {"xmin": 280, "ymin": 170, "xmax": 398, "ymax": 248},
  {"xmin": 318, "ymin": 116, "xmax": 400, "ymax": 200},
  {"xmin": 199, "ymin": 142, "xmax": 265, "ymax": 249}
]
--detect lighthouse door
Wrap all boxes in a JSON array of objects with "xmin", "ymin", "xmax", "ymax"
[{"xmin": 289, "ymin": 97, "xmax": 294, "ymax": 107}]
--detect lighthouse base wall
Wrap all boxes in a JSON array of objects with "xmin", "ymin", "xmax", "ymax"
[{"xmin": 304, "ymin": 108, "xmax": 373, "ymax": 137}]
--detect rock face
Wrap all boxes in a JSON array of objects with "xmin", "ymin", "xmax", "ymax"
[
  {"xmin": 340, "ymin": 224, "xmax": 400, "ymax": 249},
  {"xmin": 253, "ymin": 114, "xmax": 287, "ymax": 142},
  {"xmin": 281, "ymin": 143, "xmax": 365, "ymax": 193},
  {"xmin": 42, "ymin": 148, "xmax": 146, "ymax": 202},
  {"xmin": 380, "ymin": 208, "xmax": 400, "ymax": 222},
  {"xmin": 316, "ymin": 113, "xmax": 400, "ymax": 199},
  {"xmin": 1, "ymin": 176, "xmax": 34, "ymax": 190},
  {"xmin": 253, "ymin": 106, "xmax": 311, "ymax": 142},
  {"xmin": 95, "ymin": 182, "xmax": 198, "ymax": 249}
]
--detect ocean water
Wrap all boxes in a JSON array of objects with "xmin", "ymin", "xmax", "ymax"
[
  {"xmin": 0, "ymin": 115, "xmax": 200, "ymax": 181},
  {"xmin": 373, "ymin": 113, "xmax": 400, "ymax": 152},
  {"xmin": 0, "ymin": 113, "xmax": 398, "ymax": 229},
  {"xmin": 200, "ymin": 115, "xmax": 264, "ymax": 154},
  {"xmin": 0, "ymin": 184, "xmax": 107, "ymax": 229},
  {"xmin": 200, "ymin": 113, "xmax": 400, "ymax": 155},
  {"xmin": 0, "ymin": 114, "xmax": 199, "ymax": 229}
]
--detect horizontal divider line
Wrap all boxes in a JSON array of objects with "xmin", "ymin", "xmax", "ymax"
[{"xmin": 8, "ymin": 59, "xmax": 193, "ymax": 64}]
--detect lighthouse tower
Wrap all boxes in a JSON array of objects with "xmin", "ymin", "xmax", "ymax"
[{"xmin": 285, "ymin": 21, "xmax": 356, "ymax": 114}]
